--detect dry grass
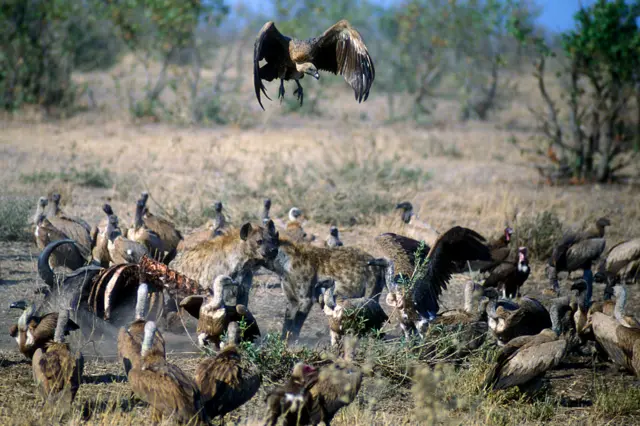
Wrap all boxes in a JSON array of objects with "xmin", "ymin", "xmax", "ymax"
[{"xmin": 1, "ymin": 54, "xmax": 640, "ymax": 425}]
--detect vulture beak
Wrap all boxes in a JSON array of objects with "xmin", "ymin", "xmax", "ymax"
[
  {"xmin": 9, "ymin": 300, "xmax": 28, "ymax": 310},
  {"xmin": 306, "ymin": 70, "xmax": 320, "ymax": 80}
]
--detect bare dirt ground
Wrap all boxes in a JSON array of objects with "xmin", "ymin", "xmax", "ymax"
[{"xmin": 1, "ymin": 71, "xmax": 640, "ymax": 424}]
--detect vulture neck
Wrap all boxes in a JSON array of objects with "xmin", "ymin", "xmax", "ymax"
[
  {"xmin": 226, "ymin": 321, "xmax": 239, "ymax": 346},
  {"xmin": 34, "ymin": 203, "xmax": 46, "ymax": 225},
  {"xmin": 135, "ymin": 283, "xmax": 149, "ymax": 321},
  {"xmin": 18, "ymin": 304, "xmax": 36, "ymax": 330},
  {"xmin": 463, "ymin": 281, "xmax": 475, "ymax": 313},
  {"xmin": 384, "ymin": 260, "xmax": 397, "ymax": 293},
  {"xmin": 401, "ymin": 210, "xmax": 412, "ymax": 224},
  {"xmin": 584, "ymin": 270, "xmax": 594, "ymax": 305},
  {"xmin": 141, "ymin": 326, "xmax": 155, "ymax": 357},
  {"xmin": 549, "ymin": 302, "xmax": 566, "ymax": 336},
  {"xmin": 134, "ymin": 203, "xmax": 144, "ymax": 229},
  {"xmin": 613, "ymin": 287, "xmax": 628, "ymax": 322},
  {"xmin": 207, "ymin": 281, "xmax": 224, "ymax": 310},
  {"xmin": 54, "ymin": 310, "xmax": 70, "ymax": 343}
]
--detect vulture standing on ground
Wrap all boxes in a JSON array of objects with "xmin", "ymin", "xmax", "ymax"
[
  {"xmin": 483, "ymin": 298, "xmax": 573, "ymax": 391},
  {"xmin": 45, "ymin": 193, "xmax": 92, "ymax": 259},
  {"xmin": 126, "ymin": 198, "xmax": 165, "ymax": 261},
  {"xmin": 596, "ymin": 237, "xmax": 640, "ymax": 285},
  {"xmin": 254, "ymin": 20, "xmax": 375, "ymax": 109},
  {"xmin": 325, "ymin": 226, "xmax": 343, "ymax": 248},
  {"xmin": 374, "ymin": 226, "xmax": 491, "ymax": 336},
  {"xmin": 195, "ymin": 322, "xmax": 261, "ymax": 421},
  {"xmin": 589, "ymin": 284, "xmax": 640, "ymax": 328},
  {"xmin": 9, "ymin": 300, "xmax": 79, "ymax": 359},
  {"xmin": 487, "ymin": 296, "xmax": 552, "ymax": 346},
  {"xmin": 139, "ymin": 192, "xmax": 183, "ymax": 260},
  {"xmin": 34, "ymin": 213, "xmax": 87, "ymax": 270},
  {"xmin": 117, "ymin": 283, "xmax": 166, "ymax": 377},
  {"xmin": 129, "ymin": 321, "xmax": 205, "ymax": 423},
  {"xmin": 546, "ymin": 217, "xmax": 611, "ymax": 296},
  {"xmin": 589, "ymin": 311, "xmax": 640, "ymax": 377},
  {"xmin": 177, "ymin": 201, "xmax": 226, "ymax": 251},
  {"xmin": 32, "ymin": 309, "xmax": 84, "ymax": 409},
  {"xmin": 105, "ymin": 214, "xmax": 148, "ymax": 264},
  {"xmin": 180, "ymin": 275, "xmax": 260, "ymax": 349},
  {"xmin": 264, "ymin": 362, "xmax": 318, "ymax": 426},
  {"xmin": 482, "ymin": 247, "xmax": 530, "ymax": 299},
  {"xmin": 92, "ymin": 204, "xmax": 116, "ymax": 267}
]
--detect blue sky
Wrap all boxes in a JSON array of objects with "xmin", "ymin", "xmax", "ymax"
[{"xmin": 226, "ymin": 0, "xmax": 599, "ymax": 33}]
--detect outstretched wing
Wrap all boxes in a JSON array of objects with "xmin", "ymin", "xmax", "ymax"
[
  {"xmin": 414, "ymin": 227, "xmax": 491, "ymax": 316},
  {"xmin": 310, "ymin": 20, "xmax": 375, "ymax": 102},
  {"xmin": 373, "ymin": 233, "xmax": 430, "ymax": 279},
  {"xmin": 254, "ymin": 21, "xmax": 291, "ymax": 110}
]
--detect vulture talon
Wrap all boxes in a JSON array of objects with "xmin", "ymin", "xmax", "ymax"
[
  {"xmin": 294, "ymin": 81, "xmax": 304, "ymax": 105},
  {"xmin": 278, "ymin": 80, "xmax": 285, "ymax": 102}
]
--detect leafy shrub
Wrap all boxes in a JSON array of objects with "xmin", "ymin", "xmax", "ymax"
[
  {"xmin": 518, "ymin": 211, "xmax": 564, "ymax": 261},
  {"xmin": 0, "ymin": 196, "xmax": 33, "ymax": 241}
]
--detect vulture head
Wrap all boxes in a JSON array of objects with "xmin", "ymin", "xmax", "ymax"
[
  {"xmin": 329, "ymin": 226, "xmax": 339, "ymax": 238},
  {"xmin": 596, "ymin": 217, "xmax": 611, "ymax": 229},
  {"xmin": 504, "ymin": 227, "xmax": 514, "ymax": 242},
  {"xmin": 34, "ymin": 197, "xmax": 48, "ymax": 224},
  {"xmin": 102, "ymin": 203, "xmax": 114, "ymax": 216},
  {"xmin": 395, "ymin": 201, "xmax": 414, "ymax": 223},
  {"xmin": 264, "ymin": 198, "xmax": 271, "ymax": 210},
  {"xmin": 517, "ymin": 247, "xmax": 530, "ymax": 273},
  {"xmin": 288, "ymin": 207, "xmax": 303, "ymax": 222},
  {"xmin": 214, "ymin": 201, "xmax": 223, "ymax": 214},
  {"xmin": 296, "ymin": 62, "xmax": 320, "ymax": 80}
]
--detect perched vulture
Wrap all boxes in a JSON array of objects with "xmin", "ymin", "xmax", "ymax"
[
  {"xmin": 375, "ymin": 227, "xmax": 491, "ymax": 335},
  {"xmin": 253, "ymin": 20, "xmax": 375, "ymax": 109},
  {"xmin": 129, "ymin": 321, "xmax": 204, "ymax": 423},
  {"xmin": 596, "ymin": 237, "xmax": 640, "ymax": 285},
  {"xmin": 264, "ymin": 363, "xmax": 318, "ymax": 426},
  {"xmin": 195, "ymin": 322, "xmax": 261, "ymax": 420},
  {"xmin": 117, "ymin": 283, "xmax": 166, "ymax": 377},
  {"xmin": 179, "ymin": 275, "xmax": 260, "ymax": 349},
  {"xmin": 32, "ymin": 309, "xmax": 84, "ymax": 410},
  {"xmin": 483, "ymin": 298, "xmax": 573, "ymax": 391},
  {"xmin": 487, "ymin": 297, "xmax": 552, "ymax": 346},
  {"xmin": 9, "ymin": 300, "xmax": 79, "ymax": 359},
  {"xmin": 547, "ymin": 217, "xmax": 610, "ymax": 295}
]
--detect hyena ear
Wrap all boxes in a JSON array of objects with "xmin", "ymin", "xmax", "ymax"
[{"xmin": 240, "ymin": 223, "xmax": 252, "ymax": 241}]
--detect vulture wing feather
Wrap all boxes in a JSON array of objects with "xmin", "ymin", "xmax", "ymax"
[
  {"xmin": 311, "ymin": 20, "xmax": 375, "ymax": 102},
  {"xmin": 253, "ymin": 21, "xmax": 290, "ymax": 110}
]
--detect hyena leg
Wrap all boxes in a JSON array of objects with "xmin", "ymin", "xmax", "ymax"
[{"xmin": 289, "ymin": 297, "xmax": 314, "ymax": 341}]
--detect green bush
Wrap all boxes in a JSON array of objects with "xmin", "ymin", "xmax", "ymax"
[
  {"xmin": 0, "ymin": 196, "xmax": 33, "ymax": 242},
  {"xmin": 518, "ymin": 211, "xmax": 564, "ymax": 261}
]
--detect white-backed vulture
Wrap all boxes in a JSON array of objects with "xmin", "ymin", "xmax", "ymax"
[
  {"xmin": 482, "ymin": 247, "xmax": 530, "ymax": 299},
  {"xmin": 177, "ymin": 201, "xmax": 226, "ymax": 252},
  {"xmin": 105, "ymin": 214, "xmax": 148, "ymax": 264},
  {"xmin": 487, "ymin": 296, "xmax": 552, "ymax": 346},
  {"xmin": 375, "ymin": 227, "xmax": 491, "ymax": 336},
  {"xmin": 126, "ymin": 198, "xmax": 165, "ymax": 261},
  {"xmin": 264, "ymin": 362, "xmax": 318, "ymax": 426},
  {"xmin": 139, "ymin": 192, "xmax": 183, "ymax": 261},
  {"xmin": 91, "ymin": 204, "xmax": 116, "ymax": 267},
  {"xmin": 325, "ymin": 226, "xmax": 343, "ymax": 248},
  {"xmin": 483, "ymin": 298, "xmax": 573, "ymax": 391},
  {"xmin": 195, "ymin": 322, "xmax": 261, "ymax": 420},
  {"xmin": 129, "ymin": 321, "xmax": 204, "ymax": 423},
  {"xmin": 179, "ymin": 275, "xmax": 260, "ymax": 349},
  {"xmin": 9, "ymin": 300, "xmax": 79, "ymax": 359},
  {"xmin": 322, "ymin": 282, "xmax": 387, "ymax": 346},
  {"xmin": 254, "ymin": 20, "xmax": 374, "ymax": 109},
  {"xmin": 34, "ymin": 212, "xmax": 86, "ymax": 270},
  {"xmin": 588, "ymin": 284, "xmax": 640, "ymax": 328},
  {"xmin": 32, "ymin": 309, "xmax": 84, "ymax": 409},
  {"xmin": 284, "ymin": 207, "xmax": 314, "ymax": 243},
  {"xmin": 117, "ymin": 283, "xmax": 166, "ymax": 377},
  {"xmin": 547, "ymin": 217, "xmax": 610, "ymax": 295},
  {"xmin": 589, "ymin": 311, "xmax": 640, "ymax": 376},
  {"xmin": 596, "ymin": 237, "xmax": 640, "ymax": 284},
  {"xmin": 45, "ymin": 193, "xmax": 92, "ymax": 260}
]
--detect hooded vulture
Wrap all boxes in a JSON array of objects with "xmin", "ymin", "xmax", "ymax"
[
  {"xmin": 129, "ymin": 321, "xmax": 205, "ymax": 423},
  {"xmin": 547, "ymin": 217, "xmax": 610, "ymax": 295},
  {"xmin": 32, "ymin": 309, "xmax": 84, "ymax": 409},
  {"xmin": 374, "ymin": 227, "xmax": 491, "ymax": 336},
  {"xmin": 179, "ymin": 275, "xmax": 260, "ymax": 349},
  {"xmin": 254, "ymin": 20, "xmax": 375, "ymax": 109},
  {"xmin": 117, "ymin": 283, "xmax": 166, "ymax": 377},
  {"xmin": 195, "ymin": 322, "xmax": 261, "ymax": 420},
  {"xmin": 483, "ymin": 298, "xmax": 573, "ymax": 391},
  {"xmin": 264, "ymin": 362, "xmax": 318, "ymax": 426},
  {"xmin": 9, "ymin": 300, "xmax": 79, "ymax": 359},
  {"xmin": 596, "ymin": 237, "xmax": 640, "ymax": 285}
]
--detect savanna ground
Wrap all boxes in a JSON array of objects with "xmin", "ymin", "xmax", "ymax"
[{"xmin": 1, "ymin": 55, "xmax": 640, "ymax": 425}]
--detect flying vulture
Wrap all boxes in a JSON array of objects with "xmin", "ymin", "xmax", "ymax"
[{"xmin": 253, "ymin": 20, "xmax": 375, "ymax": 109}]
